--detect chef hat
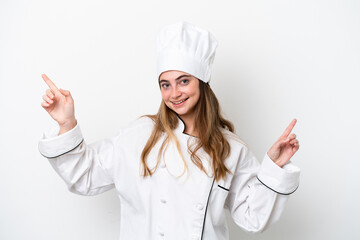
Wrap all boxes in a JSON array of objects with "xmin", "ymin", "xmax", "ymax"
[{"xmin": 156, "ymin": 21, "xmax": 218, "ymax": 83}]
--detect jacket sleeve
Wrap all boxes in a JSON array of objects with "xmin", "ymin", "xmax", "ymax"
[
  {"xmin": 38, "ymin": 123, "xmax": 117, "ymax": 196},
  {"xmin": 225, "ymin": 147, "xmax": 300, "ymax": 233}
]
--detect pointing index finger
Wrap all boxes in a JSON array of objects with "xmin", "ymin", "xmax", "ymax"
[
  {"xmin": 280, "ymin": 119, "xmax": 297, "ymax": 139},
  {"xmin": 42, "ymin": 74, "xmax": 59, "ymax": 93}
]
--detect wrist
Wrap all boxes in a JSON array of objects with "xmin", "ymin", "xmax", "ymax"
[
  {"xmin": 267, "ymin": 152, "xmax": 284, "ymax": 168},
  {"xmin": 58, "ymin": 119, "xmax": 77, "ymax": 135}
]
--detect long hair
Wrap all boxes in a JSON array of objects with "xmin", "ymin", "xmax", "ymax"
[{"xmin": 141, "ymin": 80, "xmax": 234, "ymax": 181}]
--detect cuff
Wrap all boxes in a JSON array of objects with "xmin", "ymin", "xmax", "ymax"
[
  {"xmin": 257, "ymin": 154, "xmax": 301, "ymax": 195},
  {"xmin": 38, "ymin": 123, "xmax": 84, "ymax": 158}
]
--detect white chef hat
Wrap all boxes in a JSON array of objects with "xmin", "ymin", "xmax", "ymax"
[{"xmin": 156, "ymin": 21, "xmax": 218, "ymax": 83}]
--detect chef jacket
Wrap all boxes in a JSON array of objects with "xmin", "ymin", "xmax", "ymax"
[{"xmin": 38, "ymin": 116, "xmax": 300, "ymax": 240}]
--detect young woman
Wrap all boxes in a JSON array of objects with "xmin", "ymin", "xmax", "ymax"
[{"xmin": 39, "ymin": 22, "xmax": 300, "ymax": 240}]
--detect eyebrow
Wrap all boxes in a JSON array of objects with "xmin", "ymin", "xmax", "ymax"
[
  {"xmin": 175, "ymin": 74, "xmax": 191, "ymax": 80},
  {"xmin": 159, "ymin": 74, "xmax": 191, "ymax": 83}
]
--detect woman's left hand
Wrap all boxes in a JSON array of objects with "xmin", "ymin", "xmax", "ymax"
[{"xmin": 267, "ymin": 119, "xmax": 300, "ymax": 168}]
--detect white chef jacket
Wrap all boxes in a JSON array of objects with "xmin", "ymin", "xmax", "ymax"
[{"xmin": 38, "ymin": 116, "xmax": 300, "ymax": 240}]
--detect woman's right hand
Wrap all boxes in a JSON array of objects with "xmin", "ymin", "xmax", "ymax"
[{"xmin": 41, "ymin": 74, "xmax": 77, "ymax": 134}]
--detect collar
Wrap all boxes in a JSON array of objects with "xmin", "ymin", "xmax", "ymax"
[{"xmin": 174, "ymin": 114, "xmax": 198, "ymax": 138}]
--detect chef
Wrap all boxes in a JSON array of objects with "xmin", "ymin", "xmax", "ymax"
[{"xmin": 39, "ymin": 21, "xmax": 301, "ymax": 240}]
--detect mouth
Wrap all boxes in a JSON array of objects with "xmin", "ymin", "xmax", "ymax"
[{"xmin": 171, "ymin": 98, "xmax": 189, "ymax": 106}]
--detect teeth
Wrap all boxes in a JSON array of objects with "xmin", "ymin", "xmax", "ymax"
[{"xmin": 173, "ymin": 99, "xmax": 187, "ymax": 104}]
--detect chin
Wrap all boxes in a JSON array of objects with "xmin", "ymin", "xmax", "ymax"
[{"xmin": 171, "ymin": 109, "xmax": 186, "ymax": 116}]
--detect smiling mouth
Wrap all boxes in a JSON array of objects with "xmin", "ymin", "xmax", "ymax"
[{"xmin": 171, "ymin": 98, "xmax": 189, "ymax": 105}]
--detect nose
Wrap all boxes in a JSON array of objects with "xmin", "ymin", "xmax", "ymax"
[{"xmin": 171, "ymin": 85, "xmax": 181, "ymax": 99}]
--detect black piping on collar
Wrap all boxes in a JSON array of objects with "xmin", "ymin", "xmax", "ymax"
[
  {"xmin": 176, "ymin": 113, "xmax": 186, "ymax": 133},
  {"xmin": 175, "ymin": 113, "xmax": 198, "ymax": 138}
]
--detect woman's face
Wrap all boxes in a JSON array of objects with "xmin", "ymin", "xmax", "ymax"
[{"xmin": 159, "ymin": 70, "xmax": 200, "ymax": 119}]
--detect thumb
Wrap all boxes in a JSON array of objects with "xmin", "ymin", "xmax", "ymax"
[
  {"xmin": 59, "ymin": 88, "xmax": 71, "ymax": 96},
  {"xmin": 272, "ymin": 138, "xmax": 287, "ymax": 151}
]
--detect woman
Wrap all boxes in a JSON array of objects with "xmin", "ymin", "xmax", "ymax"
[{"xmin": 39, "ymin": 22, "xmax": 300, "ymax": 240}]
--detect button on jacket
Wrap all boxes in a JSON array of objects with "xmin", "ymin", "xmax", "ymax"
[{"xmin": 38, "ymin": 116, "xmax": 300, "ymax": 240}]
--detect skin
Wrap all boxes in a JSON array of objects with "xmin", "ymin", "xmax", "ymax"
[
  {"xmin": 158, "ymin": 70, "xmax": 200, "ymax": 136},
  {"xmin": 267, "ymin": 119, "xmax": 300, "ymax": 167},
  {"xmin": 41, "ymin": 72, "xmax": 299, "ymax": 167},
  {"xmin": 41, "ymin": 74, "xmax": 77, "ymax": 135}
]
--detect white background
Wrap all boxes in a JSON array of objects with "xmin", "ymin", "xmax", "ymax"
[{"xmin": 1, "ymin": 0, "xmax": 359, "ymax": 239}]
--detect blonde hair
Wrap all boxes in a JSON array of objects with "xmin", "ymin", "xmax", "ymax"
[{"xmin": 141, "ymin": 80, "xmax": 234, "ymax": 181}]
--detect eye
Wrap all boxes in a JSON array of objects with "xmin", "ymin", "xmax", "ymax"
[
  {"xmin": 180, "ymin": 79, "xmax": 189, "ymax": 85},
  {"xmin": 161, "ymin": 83, "xmax": 170, "ymax": 89}
]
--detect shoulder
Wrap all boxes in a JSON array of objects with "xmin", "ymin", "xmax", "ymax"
[
  {"xmin": 221, "ymin": 128, "xmax": 254, "ymax": 160},
  {"xmin": 129, "ymin": 115, "xmax": 155, "ymax": 129},
  {"xmin": 118, "ymin": 115, "xmax": 155, "ymax": 137},
  {"xmin": 221, "ymin": 128, "xmax": 249, "ymax": 150},
  {"xmin": 220, "ymin": 128, "xmax": 257, "ymax": 171}
]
